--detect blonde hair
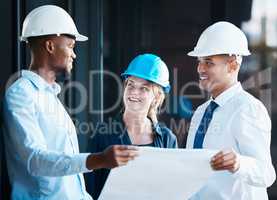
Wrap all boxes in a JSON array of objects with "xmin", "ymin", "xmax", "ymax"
[
  {"xmin": 123, "ymin": 78, "xmax": 165, "ymax": 125},
  {"xmin": 147, "ymin": 84, "xmax": 165, "ymax": 125}
]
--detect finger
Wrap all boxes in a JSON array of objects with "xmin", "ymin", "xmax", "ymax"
[
  {"xmin": 212, "ymin": 159, "xmax": 236, "ymax": 170},
  {"xmin": 213, "ymin": 163, "xmax": 238, "ymax": 172},
  {"xmin": 212, "ymin": 152, "xmax": 236, "ymax": 166},
  {"xmin": 115, "ymin": 145, "xmax": 139, "ymax": 151},
  {"xmin": 115, "ymin": 150, "xmax": 139, "ymax": 158},
  {"xmin": 125, "ymin": 145, "xmax": 139, "ymax": 151},
  {"xmin": 115, "ymin": 157, "xmax": 137, "ymax": 166},
  {"xmin": 117, "ymin": 156, "xmax": 136, "ymax": 163},
  {"xmin": 112, "ymin": 161, "xmax": 127, "ymax": 167},
  {"xmin": 211, "ymin": 151, "xmax": 224, "ymax": 162}
]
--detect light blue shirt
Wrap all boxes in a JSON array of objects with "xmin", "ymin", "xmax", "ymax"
[{"xmin": 3, "ymin": 70, "xmax": 93, "ymax": 200}]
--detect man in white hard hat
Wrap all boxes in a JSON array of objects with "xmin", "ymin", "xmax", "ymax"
[
  {"xmin": 2, "ymin": 5, "xmax": 138, "ymax": 200},
  {"xmin": 186, "ymin": 21, "xmax": 276, "ymax": 199}
]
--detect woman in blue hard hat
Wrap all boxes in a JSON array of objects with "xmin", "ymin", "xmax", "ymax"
[{"xmin": 85, "ymin": 53, "xmax": 177, "ymax": 200}]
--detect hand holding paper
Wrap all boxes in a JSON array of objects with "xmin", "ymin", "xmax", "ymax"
[{"xmin": 210, "ymin": 149, "xmax": 240, "ymax": 173}]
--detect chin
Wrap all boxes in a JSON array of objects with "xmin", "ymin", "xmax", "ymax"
[
  {"xmin": 200, "ymin": 81, "xmax": 215, "ymax": 93},
  {"xmin": 126, "ymin": 105, "xmax": 146, "ymax": 113},
  {"xmin": 199, "ymin": 82, "xmax": 207, "ymax": 91}
]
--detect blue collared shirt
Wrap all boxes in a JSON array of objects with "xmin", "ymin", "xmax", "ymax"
[{"xmin": 3, "ymin": 70, "xmax": 93, "ymax": 200}]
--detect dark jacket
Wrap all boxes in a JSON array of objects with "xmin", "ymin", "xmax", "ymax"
[{"xmin": 85, "ymin": 116, "xmax": 177, "ymax": 200}]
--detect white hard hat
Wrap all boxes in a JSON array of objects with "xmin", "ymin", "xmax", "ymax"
[
  {"xmin": 20, "ymin": 5, "xmax": 88, "ymax": 42},
  {"xmin": 188, "ymin": 21, "xmax": 250, "ymax": 57}
]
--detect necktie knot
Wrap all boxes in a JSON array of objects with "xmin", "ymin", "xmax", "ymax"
[{"xmin": 208, "ymin": 101, "xmax": 219, "ymax": 113}]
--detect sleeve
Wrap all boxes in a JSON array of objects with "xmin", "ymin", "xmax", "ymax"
[
  {"xmin": 232, "ymin": 101, "xmax": 276, "ymax": 187},
  {"xmin": 3, "ymin": 87, "xmax": 90, "ymax": 177}
]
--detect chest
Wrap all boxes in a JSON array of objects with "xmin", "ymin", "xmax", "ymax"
[
  {"xmin": 190, "ymin": 106, "xmax": 239, "ymax": 150},
  {"xmin": 34, "ymin": 92, "xmax": 78, "ymax": 151}
]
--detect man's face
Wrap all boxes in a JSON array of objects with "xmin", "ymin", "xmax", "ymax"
[
  {"xmin": 48, "ymin": 35, "xmax": 76, "ymax": 75},
  {"xmin": 197, "ymin": 55, "xmax": 235, "ymax": 97}
]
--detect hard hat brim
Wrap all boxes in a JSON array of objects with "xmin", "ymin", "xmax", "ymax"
[
  {"xmin": 121, "ymin": 72, "xmax": 171, "ymax": 93},
  {"xmin": 187, "ymin": 50, "xmax": 251, "ymax": 57},
  {"xmin": 75, "ymin": 33, "xmax": 88, "ymax": 41},
  {"xmin": 20, "ymin": 33, "xmax": 88, "ymax": 42}
]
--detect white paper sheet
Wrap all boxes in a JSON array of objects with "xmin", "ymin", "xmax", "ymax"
[{"xmin": 98, "ymin": 147, "xmax": 217, "ymax": 200}]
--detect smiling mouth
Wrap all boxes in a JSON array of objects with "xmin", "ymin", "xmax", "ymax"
[
  {"xmin": 128, "ymin": 97, "xmax": 141, "ymax": 103},
  {"xmin": 199, "ymin": 75, "xmax": 208, "ymax": 80}
]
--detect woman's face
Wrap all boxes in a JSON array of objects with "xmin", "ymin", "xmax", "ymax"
[{"xmin": 123, "ymin": 76, "xmax": 156, "ymax": 114}]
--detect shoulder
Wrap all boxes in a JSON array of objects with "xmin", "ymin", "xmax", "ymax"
[
  {"xmin": 230, "ymin": 89, "xmax": 271, "ymax": 131},
  {"xmin": 193, "ymin": 101, "xmax": 210, "ymax": 114},
  {"xmin": 158, "ymin": 123, "xmax": 175, "ymax": 137},
  {"xmin": 4, "ymin": 77, "xmax": 37, "ymax": 108},
  {"xmin": 233, "ymin": 90, "xmax": 269, "ymax": 116},
  {"xmin": 6, "ymin": 76, "xmax": 36, "ymax": 95},
  {"xmin": 190, "ymin": 101, "xmax": 209, "ymax": 122},
  {"xmin": 156, "ymin": 123, "xmax": 177, "ymax": 147}
]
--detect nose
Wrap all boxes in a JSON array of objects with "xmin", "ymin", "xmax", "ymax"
[
  {"xmin": 128, "ymin": 86, "xmax": 140, "ymax": 96},
  {"xmin": 130, "ymin": 87, "xmax": 139, "ymax": 95},
  {"xmin": 197, "ymin": 62, "xmax": 205, "ymax": 73},
  {"xmin": 72, "ymin": 50, "xmax": 76, "ymax": 59}
]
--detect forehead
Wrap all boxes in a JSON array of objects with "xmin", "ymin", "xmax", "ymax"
[
  {"xmin": 127, "ymin": 76, "xmax": 151, "ymax": 86},
  {"xmin": 52, "ymin": 35, "xmax": 75, "ymax": 45}
]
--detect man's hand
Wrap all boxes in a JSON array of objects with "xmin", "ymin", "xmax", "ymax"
[
  {"xmin": 86, "ymin": 145, "xmax": 139, "ymax": 170},
  {"xmin": 210, "ymin": 149, "xmax": 240, "ymax": 173}
]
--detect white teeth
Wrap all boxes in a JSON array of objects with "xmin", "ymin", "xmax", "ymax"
[
  {"xmin": 128, "ymin": 97, "xmax": 140, "ymax": 102},
  {"xmin": 200, "ymin": 76, "xmax": 208, "ymax": 80}
]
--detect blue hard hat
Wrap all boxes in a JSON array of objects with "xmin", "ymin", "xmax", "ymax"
[{"xmin": 121, "ymin": 54, "xmax": 171, "ymax": 93}]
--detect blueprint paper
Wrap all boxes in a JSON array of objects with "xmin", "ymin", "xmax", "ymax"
[{"xmin": 98, "ymin": 147, "xmax": 217, "ymax": 200}]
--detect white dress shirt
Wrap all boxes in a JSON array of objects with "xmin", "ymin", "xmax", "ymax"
[{"xmin": 186, "ymin": 82, "xmax": 276, "ymax": 200}]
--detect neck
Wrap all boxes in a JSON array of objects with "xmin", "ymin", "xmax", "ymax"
[
  {"xmin": 30, "ymin": 63, "xmax": 56, "ymax": 84},
  {"xmin": 123, "ymin": 110, "xmax": 151, "ymax": 134},
  {"xmin": 212, "ymin": 80, "xmax": 238, "ymax": 98}
]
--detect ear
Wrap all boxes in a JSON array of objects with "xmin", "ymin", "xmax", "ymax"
[
  {"xmin": 45, "ymin": 40, "xmax": 55, "ymax": 54},
  {"xmin": 151, "ymin": 94, "xmax": 162, "ymax": 110},
  {"xmin": 228, "ymin": 59, "xmax": 239, "ymax": 73}
]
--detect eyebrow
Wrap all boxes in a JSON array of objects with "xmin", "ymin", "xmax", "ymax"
[
  {"xmin": 128, "ymin": 79, "xmax": 151, "ymax": 87},
  {"xmin": 198, "ymin": 57, "xmax": 212, "ymax": 61}
]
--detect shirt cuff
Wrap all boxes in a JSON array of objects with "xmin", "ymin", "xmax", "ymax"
[
  {"xmin": 232, "ymin": 154, "xmax": 255, "ymax": 179},
  {"xmin": 74, "ymin": 153, "xmax": 93, "ymax": 173}
]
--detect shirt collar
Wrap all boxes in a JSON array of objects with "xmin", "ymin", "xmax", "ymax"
[
  {"xmin": 152, "ymin": 123, "xmax": 163, "ymax": 137},
  {"xmin": 21, "ymin": 70, "xmax": 61, "ymax": 95},
  {"xmin": 213, "ymin": 82, "xmax": 243, "ymax": 107}
]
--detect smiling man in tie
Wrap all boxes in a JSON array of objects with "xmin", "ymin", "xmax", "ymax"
[{"xmin": 186, "ymin": 21, "xmax": 276, "ymax": 199}]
